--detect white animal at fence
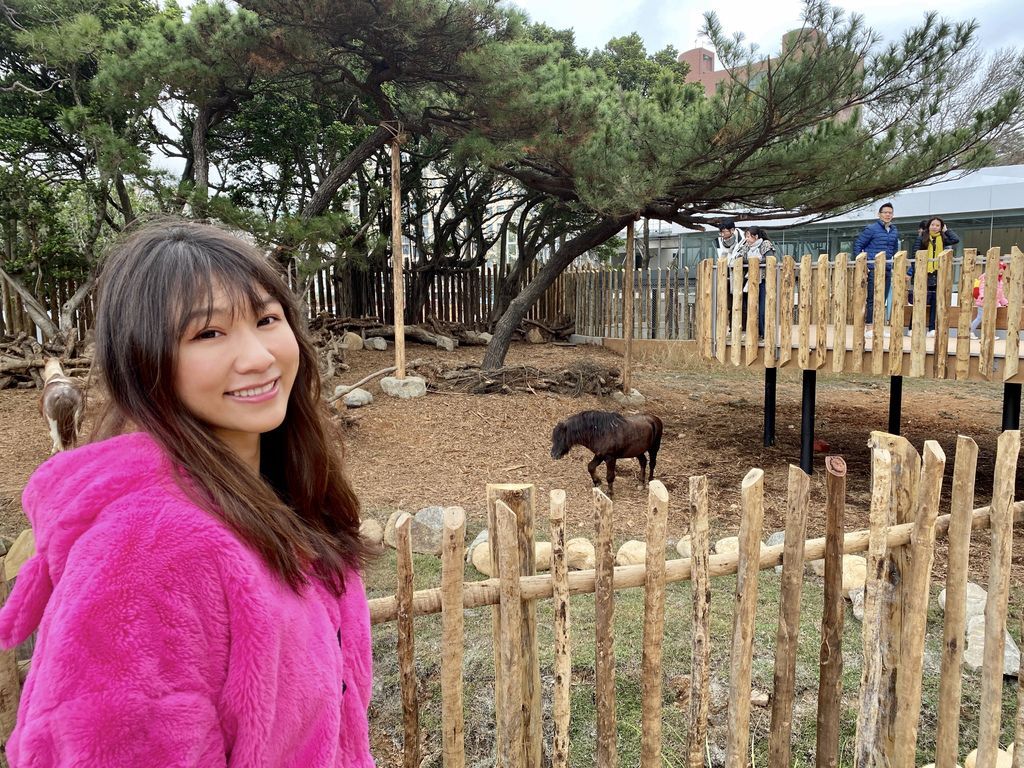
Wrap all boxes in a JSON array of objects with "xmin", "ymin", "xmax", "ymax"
[{"xmin": 38, "ymin": 358, "xmax": 84, "ymax": 453}]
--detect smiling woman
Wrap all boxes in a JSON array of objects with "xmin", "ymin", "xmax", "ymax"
[{"xmin": 0, "ymin": 220, "xmax": 377, "ymax": 768}]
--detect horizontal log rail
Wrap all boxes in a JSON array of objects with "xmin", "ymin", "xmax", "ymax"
[{"xmin": 368, "ymin": 501, "xmax": 1023, "ymax": 624}]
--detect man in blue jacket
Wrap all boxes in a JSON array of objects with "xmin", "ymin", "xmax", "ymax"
[{"xmin": 854, "ymin": 202, "xmax": 900, "ymax": 331}]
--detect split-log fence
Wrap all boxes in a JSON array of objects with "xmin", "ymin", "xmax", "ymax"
[
  {"xmin": 696, "ymin": 247, "xmax": 1024, "ymax": 382},
  {"xmin": 368, "ymin": 430, "xmax": 1023, "ymax": 767}
]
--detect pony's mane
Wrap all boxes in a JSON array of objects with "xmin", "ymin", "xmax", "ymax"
[{"xmin": 562, "ymin": 410, "xmax": 628, "ymax": 443}]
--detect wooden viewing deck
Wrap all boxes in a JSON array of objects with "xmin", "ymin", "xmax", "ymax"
[{"xmin": 696, "ymin": 246, "xmax": 1024, "ymax": 384}]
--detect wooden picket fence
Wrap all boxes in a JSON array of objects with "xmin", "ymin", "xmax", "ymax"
[
  {"xmin": 559, "ymin": 266, "xmax": 696, "ymax": 339},
  {"xmin": 696, "ymin": 247, "xmax": 1024, "ymax": 381},
  {"xmin": 369, "ymin": 431, "xmax": 1024, "ymax": 767}
]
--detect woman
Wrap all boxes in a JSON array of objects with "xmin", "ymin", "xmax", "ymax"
[
  {"xmin": 0, "ymin": 221, "xmax": 376, "ymax": 766},
  {"xmin": 736, "ymin": 226, "xmax": 777, "ymax": 337},
  {"xmin": 908, "ymin": 216, "xmax": 960, "ymax": 335}
]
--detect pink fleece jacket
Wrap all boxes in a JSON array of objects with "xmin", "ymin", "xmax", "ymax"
[{"xmin": 0, "ymin": 432, "xmax": 375, "ymax": 767}]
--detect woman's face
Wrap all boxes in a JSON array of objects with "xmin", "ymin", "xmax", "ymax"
[
  {"xmin": 745, "ymin": 231, "xmax": 757, "ymax": 244},
  {"xmin": 928, "ymin": 219, "xmax": 943, "ymax": 235},
  {"xmin": 174, "ymin": 283, "xmax": 300, "ymax": 466}
]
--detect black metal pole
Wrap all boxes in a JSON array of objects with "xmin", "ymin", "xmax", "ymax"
[
  {"xmin": 888, "ymin": 375, "xmax": 903, "ymax": 435},
  {"xmin": 764, "ymin": 366, "xmax": 777, "ymax": 447},
  {"xmin": 800, "ymin": 369, "xmax": 816, "ymax": 475},
  {"xmin": 1002, "ymin": 383, "xmax": 1021, "ymax": 431}
]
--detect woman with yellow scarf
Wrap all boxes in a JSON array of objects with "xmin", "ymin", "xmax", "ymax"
[{"xmin": 909, "ymin": 216, "xmax": 960, "ymax": 335}]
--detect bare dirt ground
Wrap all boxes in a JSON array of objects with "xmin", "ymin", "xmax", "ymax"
[{"xmin": 2, "ymin": 340, "xmax": 1021, "ymax": 582}]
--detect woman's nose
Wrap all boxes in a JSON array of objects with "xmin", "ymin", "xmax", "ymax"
[{"xmin": 234, "ymin": 329, "xmax": 275, "ymax": 372}]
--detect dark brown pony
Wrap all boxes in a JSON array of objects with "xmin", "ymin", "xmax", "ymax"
[{"xmin": 550, "ymin": 410, "xmax": 663, "ymax": 496}]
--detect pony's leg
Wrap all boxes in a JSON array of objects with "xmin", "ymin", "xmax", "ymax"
[
  {"xmin": 636, "ymin": 455, "xmax": 647, "ymax": 486},
  {"xmin": 605, "ymin": 458, "xmax": 617, "ymax": 497},
  {"xmin": 587, "ymin": 454, "xmax": 603, "ymax": 487},
  {"xmin": 648, "ymin": 449, "xmax": 657, "ymax": 481}
]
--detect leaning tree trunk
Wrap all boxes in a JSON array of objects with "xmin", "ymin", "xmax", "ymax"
[
  {"xmin": 482, "ymin": 216, "xmax": 631, "ymax": 370},
  {"xmin": 301, "ymin": 125, "xmax": 392, "ymax": 221}
]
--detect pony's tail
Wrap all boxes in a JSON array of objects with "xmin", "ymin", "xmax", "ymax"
[{"xmin": 650, "ymin": 416, "xmax": 664, "ymax": 455}]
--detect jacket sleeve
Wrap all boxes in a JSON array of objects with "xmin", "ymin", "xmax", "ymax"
[
  {"xmin": 944, "ymin": 229, "xmax": 961, "ymax": 246},
  {"xmin": 6, "ymin": 505, "xmax": 228, "ymax": 768},
  {"xmin": 853, "ymin": 225, "xmax": 869, "ymax": 256}
]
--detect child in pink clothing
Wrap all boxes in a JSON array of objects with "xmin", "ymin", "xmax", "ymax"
[
  {"xmin": 970, "ymin": 262, "xmax": 1009, "ymax": 339},
  {"xmin": 0, "ymin": 222, "xmax": 377, "ymax": 767}
]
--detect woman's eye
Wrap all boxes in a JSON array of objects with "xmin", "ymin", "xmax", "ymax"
[
  {"xmin": 257, "ymin": 314, "xmax": 281, "ymax": 327},
  {"xmin": 194, "ymin": 328, "xmax": 221, "ymax": 340}
]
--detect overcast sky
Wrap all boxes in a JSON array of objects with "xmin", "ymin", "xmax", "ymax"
[{"xmin": 503, "ymin": 0, "xmax": 1023, "ymax": 58}]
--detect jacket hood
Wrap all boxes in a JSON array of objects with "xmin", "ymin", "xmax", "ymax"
[{"xmin": 0, "ymin": 432, "xmax": 179, "ymax": 647}]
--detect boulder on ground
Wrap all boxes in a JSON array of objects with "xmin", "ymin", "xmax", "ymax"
[
  {"xmin": 675, "ymin": 535, "xmax": 692, "ymax": 559},
  {"xmin": 4, "ymin": 528, "xmax": 35, "ymax": 581},
  {"xmin": 469, "ymin": 540, "xmax": 554, "ymax": 577},
  {"xmin": 339, "ymin": 331, "xmax": 363, "ymax": 350},
  {"xmin": 611, "ymin": 388, "xmax": 646, "ymax": 406},
  {"xmin": 566, "ymin": 538, "xmax": 595, "ymax": 570},
  {"xmin": 938, "ymin": 581, "xmax": 988, "ymax": 622},
  {"xmin": 363, "ymin": 336, "xmax": 388, "ymax": 351},
  {"xmin": 382, "ymin": 506, "xmax": 447, "ymax": 556},
  {"xmin": 809, "ymin": 554, "xmax": 867, "ymax": 592},
  {"xmin": 466, "ymin": 529, "xmax": 489, "ymax": 563},
  {"xmin": 534, "ymin": 541, "xmax": 552, "ymax": 572},
  {"xmin": 359, "ymin": 518, "xmax": 383, "ymax": 545},
  {"xmin": 380, "ymin": 375, "xmax": 427, "ymax": 400},
  {"xmin": 616, "ymin": 540, "xmax": 647, "ymax": 566},
  {"xmin": 343, "ymin": 388, "xmax": 373, "ymax": 408},
  {"xmin": 965, "ymin": 747, "xmax": 1010, "ymax": 768},
  {"xmin": 526, "ymin": 327, "xmax": 546, "ymax": 344},
  {"xmin": 766, "ymin": 531, "xmax": 786, "ymax": 573},
  {"xmin": 964, "ymin": 614, "xmax": 1020, "ymax": 676},
  {"xmin": 715, "ymin": 536, "xmax": 739, "ymax": 555},
  {"xmin": 849, "ymin": 586, "xmax": 865, "ymax": 621}
]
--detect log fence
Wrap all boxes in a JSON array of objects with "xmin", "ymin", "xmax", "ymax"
[{"xmin": 359, "ymin": 431, "xmax": 1023, "ymax": 767}]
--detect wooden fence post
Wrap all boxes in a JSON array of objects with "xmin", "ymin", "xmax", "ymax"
[
  {"xmin": 440, "ymin": 507, "xmax": 466, "ymax": 768},
  {"xmin": 395, "ymin": 514, "xmax": 420, "ymax": 768},
  {"xmin": 725, "ymin": 468, "xmax": 765, "ymax": 768},
  {"xmin": 855, "ymin": 446, "xmax": 892, "ymax": 768},
  {"xmin": 594, "ymin": 487, "xmax": 618, "ymax": 768},
  {"xmin": 550, "ymin": 490, "xmax": 571, "ymax": 768},
  {"xmin": 687, "ymin": 475, "xmax": 712, "ymax": 768},
  {"xmin": 817, "ymin": 456, "xmax": 847, "ymax": 768},
  {"xmin": 769, "ymin": 465, "xmax": 810, "ymax": 768},
  {"xmin": 977, "ymin": 431, "xmax": 1021, "ymax": 767},
  {"xmin": 893, "ymin": 441, "xmax": 946, "ymax": 768},
  {"xmin": 496, "ymin": 501, "xmax": 526, "ymax": 768},
  {"xmin": 935, "ymin": 436, "xmax": 978, "ymax": 768},
  {"xmin": 487, "ymin": 483, "xmax": 540, "ymax": 768},
  {"xmin": 641, "ymin": 481, "xmax": 670, "ymax": 768}
]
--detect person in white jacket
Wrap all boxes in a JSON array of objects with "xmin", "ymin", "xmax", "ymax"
[{"xmin": 716, "ymin": 218, "xmax": 745, "ymax": 262}]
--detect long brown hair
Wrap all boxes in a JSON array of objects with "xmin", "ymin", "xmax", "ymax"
[{"xmin": 92, "ymin": 219, "xmax": 372, "ymax": 594}]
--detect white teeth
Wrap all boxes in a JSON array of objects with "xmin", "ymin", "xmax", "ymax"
[{"xmin": 228, "ymin": 380, "xmax": 275, "ymax": 398}]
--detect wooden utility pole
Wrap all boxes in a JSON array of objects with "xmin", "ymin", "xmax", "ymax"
[
  {"xmin": 390, "ymin": 132, "xmax": 406, "ymax": 378},
  {"xmin": 623, "ymin": 221, "xmax": 635, "ymax": 392}
]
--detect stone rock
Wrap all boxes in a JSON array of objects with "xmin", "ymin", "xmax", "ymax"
[
  {"xmin": 380, "ymin": 375, "xmax": 427, "ymax": 399},
  {"xmin": 0, "ymin": 537, "xmax": 12, "ymax": 557},
  {"xmin": 472, "ymin": 543, "xmax": 494, "ymax": 576},
  {"xmin": 809, "ymin": 555, "xmax": 867, "ymax": 592},
  {"xmin": 466, "ymin": 529, "xmax": 489, "ymax": 563},
  {"xmin": 382, "ymin": 506, "xmax": 447, "ymax": 556},
  {"xmin": 766, "ymin": 531, "xmax": 786, "ymax": 573},
  {"xmin": 534, "ymin": 541, "xmax": 552, "ymax": 572},
  {"xmin": 463, "ymin": 331, "xmax": 492, "ymax": 345},
  {"xmin": 675, "ymin": 535, "xmax": 692, "ymax": 559},
  {"xmin": 965, "ymin": 748, "xmax": 1010, "ymax": 768},
  {"xmin": 343, "ymin": 388, "xmax": 373, "ymax": 408},
  {"xmin": 359, "ymin": 518, "xmax": 384, "ymax": 545},
  {"xmin": 750, "ymin": 689, "xmax": 770, "ymax": 707},
  {"xmin": 566, "ymin": 538, "xmax": 596, "ymax": 570},
  {"xmin": 526, "ymin": 327, "xmax": 546, "ymax": 344},
  {"xmin": 333, "ymin": 384, "xmax": 353, "ymax": 398},
  {"xmin": 339, "ymin": 331, "xmax": 363, "ymax": 350},
  {"xmin": 469, "ymin": 540, "xmax": 553, "ymax": 577},
  {"xmin": 938, "ymin": 582, "xmax": 988, "ymax": 622},
  {"xmin": 849, "ymin": 586, "xmax": 865, "ymax": 621},
  {"xmin": 363, "ymin": 336, "xmax": 387, "ymax": 351},
  {"xmin": 611, "ymin": 388, "xmax": 646, "ymax": 406},
  {"xmin": 434, "ymin": 335, "xmax": 456, "ymax": 352},
  {"xmin": 616, "ymin": 540, "xmax": 647, "ymax": 566},
  {"xmin": 4, "ymin": 528, "xmax": 35, "ymax": 581},
  {"xmin": 478, "ymin": 332, "xmax": 493, "ymax": 343},
  {"xmin": 964, "ymin": 614, "xmax": 1020, "ymax": 676},
  {"xmin": 715, "ymin": 536, "xmax": 740, "ymax": 555}
]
